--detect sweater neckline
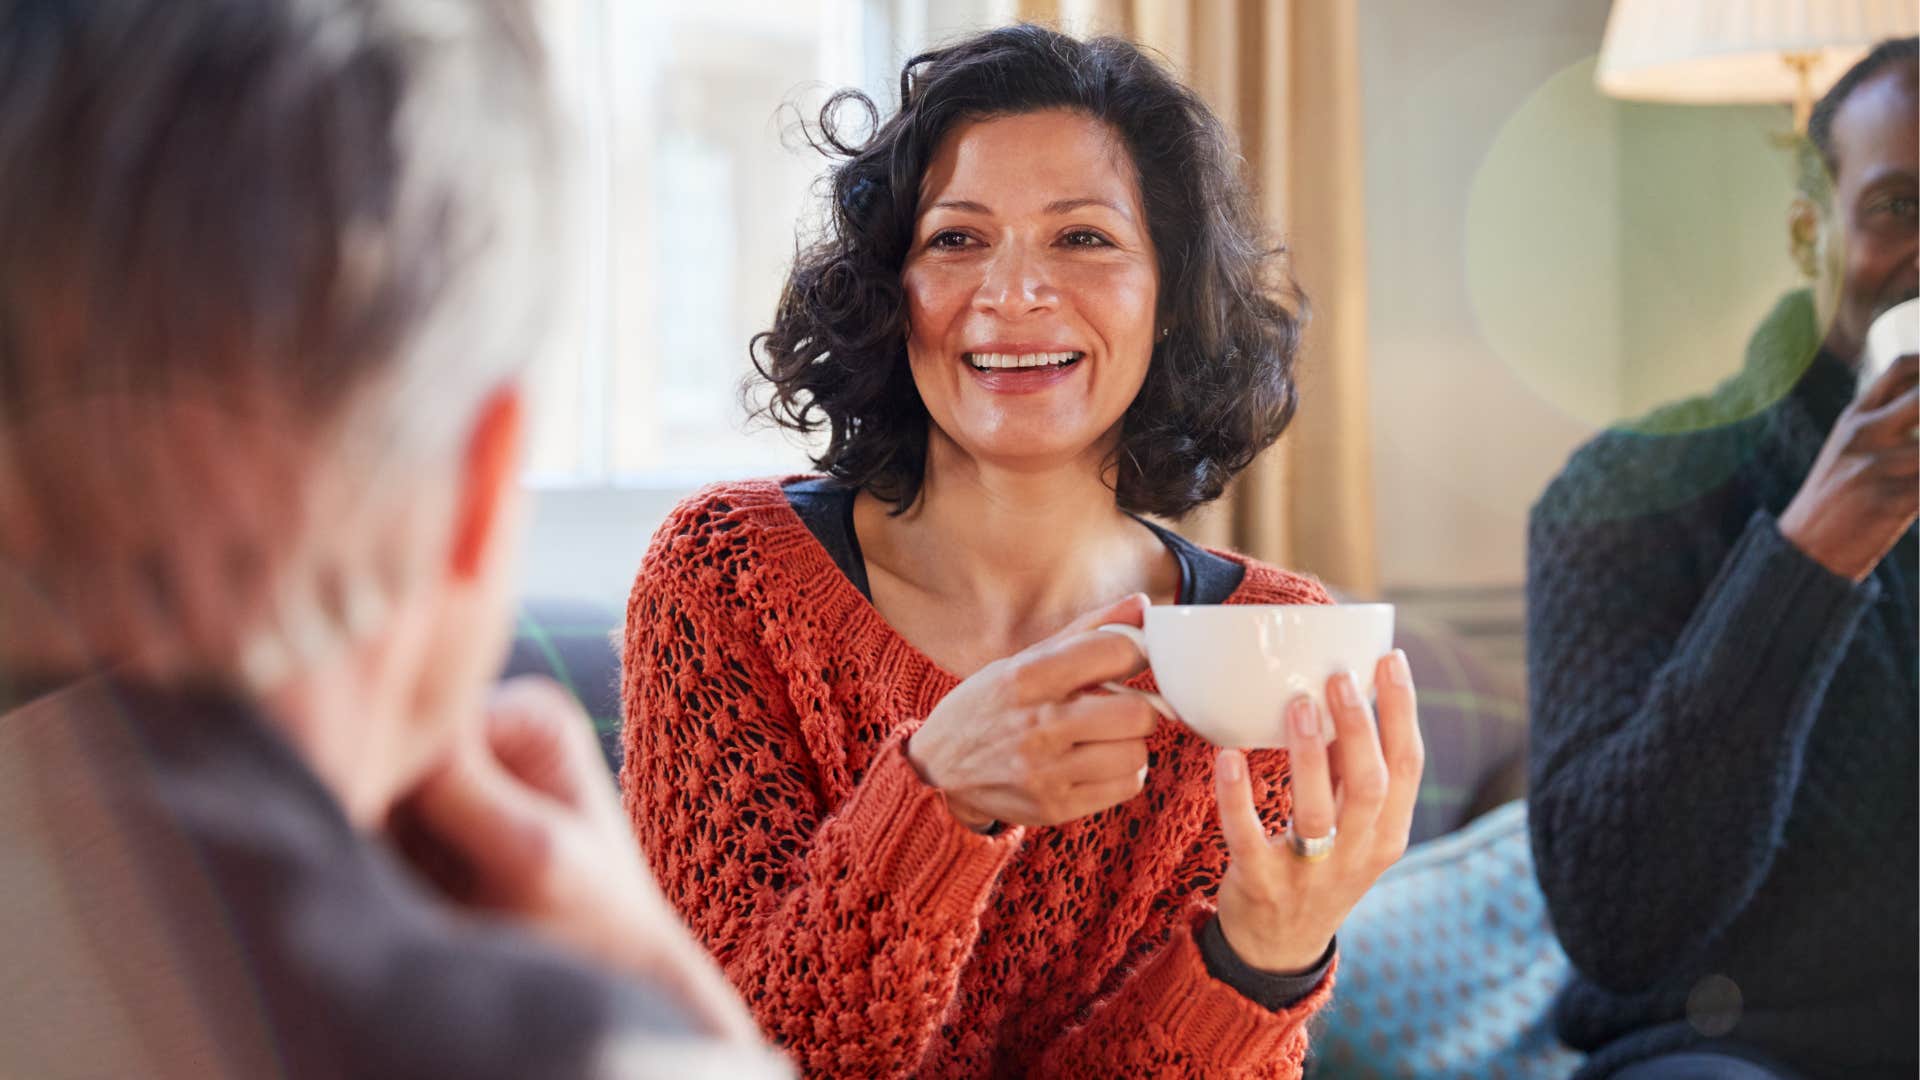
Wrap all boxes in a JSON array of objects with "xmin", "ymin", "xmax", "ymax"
[
  {"xmin": 1791, "ymin": 348, "xmax": 1855, "ymax": 436},
  {"xmin": 749, "ymin": 476, "xmax": 1261, "ymax": 691}
]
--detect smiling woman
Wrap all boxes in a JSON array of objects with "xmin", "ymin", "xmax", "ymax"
[
  {"xmin": 750, "ymin": 30, "xmax": 1303, "ymax": 519},
  {"xmin": 621, "ymin": 23, "xmax": 1425, "ymax": 1079}
]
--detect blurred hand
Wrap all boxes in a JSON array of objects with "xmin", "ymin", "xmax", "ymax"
[
  {"xmin": 396, "ymin": 675, "xmax": 759, "ymax": 1042},
  {"xmin": 906, "ymin": 594, "xmax": 1158, "ymax": 830},
  {"xmin": 1779, "ymin": 353, "xmax": 1919, "ymax": 583},
  {"xmin": 1212, "ymin": 651, "xmax": 1424, "ymax": 974}
]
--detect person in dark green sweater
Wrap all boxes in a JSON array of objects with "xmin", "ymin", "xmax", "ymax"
[{"xmin": 1526, "ymin": 38, "xmax": 1918, "ymax": 1080}]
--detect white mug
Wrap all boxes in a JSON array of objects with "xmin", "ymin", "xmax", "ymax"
[
  {"xmin": 1097, "ymin": 603, "xmax": 1395, "ymax": 750},
  {"xmin": 1859, "ymin": 296, "xmax": 1919, "ymax": 396}
]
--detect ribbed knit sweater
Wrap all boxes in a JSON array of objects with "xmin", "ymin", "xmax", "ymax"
[
  {"xmin": 1526, "ymin": 291, "xmax": 1919, "ymax": 1079},
  {"xmin": 621, "ymin": 479, "xmax": 1336, "ymax": 1078}
]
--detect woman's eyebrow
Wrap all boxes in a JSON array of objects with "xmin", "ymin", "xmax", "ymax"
[
  {"xmin": 922, "ymin": 196, "xmax": 1134, "ymax": 219},
  {"xmin": 1044, "ymin": 196, "xmax": 1131, "ymax": 219}
]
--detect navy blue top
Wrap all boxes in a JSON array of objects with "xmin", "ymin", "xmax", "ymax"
[{"xmin": 783, "ymin": 475, "xmax": 1248, "ymax": 606}]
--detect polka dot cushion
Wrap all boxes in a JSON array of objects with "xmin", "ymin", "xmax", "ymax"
[{"xmin": 1307, "ymin": 801, "xmax": 1584, "ymax": 1080}]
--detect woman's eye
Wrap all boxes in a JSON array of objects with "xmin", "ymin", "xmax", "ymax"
[
  {"xmin": 928, "ymin": 230, "xmax": 973, "ymax": 249},
  {"xmin": 1062, "ymin": 229, "xmax": 1112, "ymax": 248},
  {"xmin": 1888, "ymin": 197, "xmax": 1917, "ymax": 219}
]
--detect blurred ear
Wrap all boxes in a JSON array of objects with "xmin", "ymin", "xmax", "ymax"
[
  {"xmin": 449, "ymin": 385, "xmax": 524, "ymax": 582},
  {"xmin": 1788, "ymin": 196, "xmax": 1821, "ymax": 280}
]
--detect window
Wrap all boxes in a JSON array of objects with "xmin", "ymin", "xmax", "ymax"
[
  {"xmin": 526, "ymin": 0, "xmax": 1002, "ymax": 489},
  {"xmin": 516, "ymin": 0, "xmax": 1002, "ymax": 600}
]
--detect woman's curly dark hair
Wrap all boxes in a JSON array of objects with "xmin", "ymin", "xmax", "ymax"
[{"xmin": 750, "ymin": 23, "xmax": 1304, "ymax": 518}]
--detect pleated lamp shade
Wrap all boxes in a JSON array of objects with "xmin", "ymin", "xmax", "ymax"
[{"xmin": 1598, "ymin": 0, "xmax": 1918, "ymax": 121}]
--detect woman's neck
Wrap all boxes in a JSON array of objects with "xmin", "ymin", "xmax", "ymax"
[{"xmin": 853, "ymin": 430, "xmax": 1179, "ymax": 673}]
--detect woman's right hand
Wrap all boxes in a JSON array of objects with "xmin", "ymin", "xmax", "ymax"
[{"xmin": 906, "ymin": 593, "xmax": 1160, "ymax": 830}]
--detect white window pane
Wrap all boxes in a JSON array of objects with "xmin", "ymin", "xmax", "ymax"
[
  {"xmin": 527, "ymin": 0, "xmax": 611, "ymax": 480},
  {"xmin": 605, "ymin": 2, "xmax": 865, "ymax": 478},
  {"xmin": 528, "ymin": 0, "xmax": 1002, "ymax": 488}
]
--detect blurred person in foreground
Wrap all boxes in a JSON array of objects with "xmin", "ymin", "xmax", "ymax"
[
  {"xmin": 621, "ymin": 24, "xmax": 1423, "ymax": 1078},
  {"xmin": 0, "ymin": 1, "xmax": 775, "ymax": 1076},
  {"xmin": 1527, "ymin": 37, "xmax": 1918, "ymax": 1080}
]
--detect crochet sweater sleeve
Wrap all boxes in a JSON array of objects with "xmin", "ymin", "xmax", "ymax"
[
  {"xmin": 1032, "ymin": 904, "xmax": 1329, "ymax": 1077},
  {"xmin": 621, "ymin": 496, "xmax": 1023, "ymax": 1076},
  {"xmin": 1526, "ymin": 460, "xmax": 1878, "ymax": 995}
]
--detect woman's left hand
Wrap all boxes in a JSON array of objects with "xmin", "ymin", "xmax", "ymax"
[{"xmin": 1212, "ymin": 649, "xmax": 1424, "ymax": 974}]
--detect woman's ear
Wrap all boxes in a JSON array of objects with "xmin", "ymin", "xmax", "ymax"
[
  {"xmin": 449, "ymin": 385, "xmax": 525, "ymax": 582},
  {"xmin": 1787, "ymin": 196, "xmax": 1822, "ymax": 281}
]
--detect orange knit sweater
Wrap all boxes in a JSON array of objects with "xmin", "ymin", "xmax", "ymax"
[{"xmin": 621, "ymin": 479, "xmax": 1336, "ymax": 1078}]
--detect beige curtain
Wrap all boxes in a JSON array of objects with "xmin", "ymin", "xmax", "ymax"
[{"xmin": 1010, "ymin": 0, "xmax": 1378, "ymax": 596}]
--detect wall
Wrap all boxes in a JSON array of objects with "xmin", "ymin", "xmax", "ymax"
[
  {"xmin": 1614, "ymin": 102, "xmax": 1803, "ymax": 416},
  {"xmin": 1359, "ymin": 0, "xmax": 1802, "ymax": 595}
]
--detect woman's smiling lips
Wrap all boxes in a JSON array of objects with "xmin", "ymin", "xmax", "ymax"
[{"xmin": 961, "ymin": 343, "xmax": 1085, "ymax": 393}]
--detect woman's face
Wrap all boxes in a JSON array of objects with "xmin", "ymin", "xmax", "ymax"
[{"xmin": 902, "ymin": 108, "xmax": 1159, "ymax": 475}]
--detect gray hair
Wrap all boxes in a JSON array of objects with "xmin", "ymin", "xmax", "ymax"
[{"xmin": 0, "ymin": 0, "xmax": 560, "ymax": 685}]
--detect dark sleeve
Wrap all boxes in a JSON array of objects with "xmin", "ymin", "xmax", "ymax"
[
  {"xmin": 149, "ymin": 727, "xmax": 733, "ymax": 1079},
  {"xmin": 1525, "ymin": 503, "xmax": 1877, "ymax": 994},
  {"xmin": 358, "ymin": 929, "xmax": 707, "ymax": 1079},
  {"xmin": 1197, "ymin": 916, "xmax": 1333, "ymax": 1011}
]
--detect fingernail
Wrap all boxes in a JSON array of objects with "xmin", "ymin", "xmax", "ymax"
[
  {"xmin": 1331, "ymin": 671, "xmax": 1361, "ymax": 708},
  {"xmin": 1387, "ymin": 648, "xmax": 1413, "ymax": 687},
  {"xmin": 1218, "ymin": 749, "xmax": 1244, "ymax": 782},
  {"xmin": 1290, "ymin": 696, "xmax": 1319, "ymax": 739}
]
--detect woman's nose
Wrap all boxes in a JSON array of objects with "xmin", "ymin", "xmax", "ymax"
[{"xmin": 972, "ymin": 242, "xmax": 1058, "ymax": 317}]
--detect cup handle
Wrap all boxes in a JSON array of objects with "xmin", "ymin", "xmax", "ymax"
[{"xmin": 1094, "ymin": 623, "xmax": 1178, "ymax": 721}]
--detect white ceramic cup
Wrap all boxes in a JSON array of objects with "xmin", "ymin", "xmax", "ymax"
[
  {"xmin": 1859, "ymin": 296, "xmax": 1919, "ymax": 396},
  {"xmin": 1096, "ymin": 603, "xmax": 1395, "ymax": 750}
]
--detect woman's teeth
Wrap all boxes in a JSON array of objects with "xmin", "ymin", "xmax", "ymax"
[{"xmin": 966, "ymin": 351, "xmax": 1082, "ymax": 370}]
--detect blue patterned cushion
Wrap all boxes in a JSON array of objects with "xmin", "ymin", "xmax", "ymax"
[{"xmin": 1307, "ymin": 801, "xmax": 1583, "ymax": 1079}]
